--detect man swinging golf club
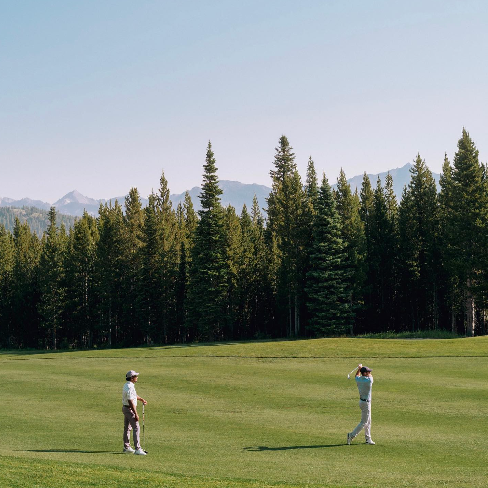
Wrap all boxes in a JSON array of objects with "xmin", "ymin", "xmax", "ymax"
[
  {"xmin": 347, "ymin": 364, "xmax": 375, "ymax": 445},
  {"xmin": 122, "ymin": 370, "xmax": 148, "ymax": 455}
]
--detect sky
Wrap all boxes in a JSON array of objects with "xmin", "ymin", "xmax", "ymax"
[{"xmin": 2, "ymin": 0, "xmax": 488, "ymax": 203}]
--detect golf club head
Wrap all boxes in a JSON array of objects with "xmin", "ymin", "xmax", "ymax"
[{"xmin": 347, "ymin": 374, "xmax": 350, "ymax": 379}]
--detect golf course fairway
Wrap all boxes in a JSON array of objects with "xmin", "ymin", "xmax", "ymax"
[{"xmin": 2, "ymin": 337, "xmax": 487, "ymax": 487}]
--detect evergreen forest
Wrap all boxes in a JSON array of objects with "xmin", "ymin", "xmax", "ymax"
[
  {"xmin": 0, "ymin": 206, "xmax": 76, "ymax": 237},
  {"xmin": 1, "ymin": 129, "xmax": 487, "ymax": 349}
]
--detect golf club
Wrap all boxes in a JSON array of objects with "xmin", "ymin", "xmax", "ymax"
[
  {"xmin": 142, "ymin": 404, "xmax": 147, "ymax": 453},
  {"xmin": 347, "ymin": 366, "xmax": 358, "ymax": 379}
]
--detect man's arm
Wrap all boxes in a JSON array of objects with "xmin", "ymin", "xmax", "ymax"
[
  {"xmin": 128, "ymin": 399, "xmax": 139, "ymax": 421},
  {"xmin": 137, "ymin": 395, "xmax": 147, "ymax": 405},
  {"xmin": 355, "ymin": 363, "xmax": 362, "ymax": 377}
]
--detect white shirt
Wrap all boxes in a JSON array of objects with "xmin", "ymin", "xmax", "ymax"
[
  {"xmin": 356, "ymin": 375, "xmax": 373, "ymax": 401},
  {"xmin": 122, "ymin": 381, "xmax": 137, "ymax": 407}
]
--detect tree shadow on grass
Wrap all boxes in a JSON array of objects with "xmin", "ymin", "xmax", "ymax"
[
  {"xmin": 244, "ymin": 444, "xmax": 345, "ymax": 451},
  {"xmin": 21, "ymin": 449, "xmax": 119, "ymax": 454}
]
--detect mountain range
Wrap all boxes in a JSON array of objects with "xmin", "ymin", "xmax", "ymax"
[
  {"xmin": 0, "ymin": 163, "xmax": 440, "ymax": 218},
  {"xmin": 343, "ymin": 163, "xmax": 441, "ymax": 197},
  {"xmin": 0, "ymin": 181, "xmax": 272, "ymax": 218}
]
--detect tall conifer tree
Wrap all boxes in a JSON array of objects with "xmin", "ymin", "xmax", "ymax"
[
  {"xmin": 38, "ymin": 207, "xmax": 66, "ymax": 349},
  {"xmin": 140, "ymin": 194, "xmax": 163, "ymax": 343},
  {"xmin": 251, "ymin": 196, "xmax": 276, "ymax": 337},
  {"xmin": 187, "ymin": 142, "xmax": 228, "ymax": 340},
  {"xmin": 438, "ymin": 154, "xmax": 458, "ymax": 333},
  {"xmin": 155, "ymin": 172, "xmax": 179, "ymax": 343},
  {"xmin": 224, "ymin": 205, "xmax": 242, "ymax": 338},
  {"xmin": 397, "ymin": 156, "xmax": 439, "ymax": 331},
  {"xmin": 358, "ymin": 173, "xmax": 374, "ymax": 329},
  {"xmin": 12, "ymin": 218, "xmax": 41, "ymax": 347},
  {"xmin": 335, "ymin": 169, "xmax": 366, "ymax": 332},
  {"xmin": 174, "ymin": 193, "xmax": 198, "ymax": 341},
  {"xmin": 266, "ymin": 136, "xmax": 307, "ymax": 337},
  {"xmin": 122, "ymin": 188, "xmax": 145, "ymax": 343},
  {"xmin": 369, "ymin": 177, "xmax": 398, "ymax": 330},
  {"xmin": 441, "ymin": 130, "xmax": 487, "ymax": 335},
  {"xmin": 64, "ymin": 212, "xmax": 98, "ymax": 347},
  {"xmin": 0, "ymin": 225, "xmax": 14, "ymax": 346},
  {"xmin": 95, "ymin": 202, "xmax": 125, "ymax": 346},
  {"xmin": 306, "ymin": 174, "xmax": 352, "ymax": 335}
]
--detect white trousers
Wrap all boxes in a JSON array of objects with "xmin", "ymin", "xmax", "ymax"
[{"xmin": 351, "ymin": 400, "xmax": 372, "ymax": 440}]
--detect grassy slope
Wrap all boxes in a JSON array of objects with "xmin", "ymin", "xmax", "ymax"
[{"xmin": 2, "ymin": 337, "xmax": 487, "ymax": 488}]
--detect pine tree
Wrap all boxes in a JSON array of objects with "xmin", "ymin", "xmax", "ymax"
[
  {"xmin": 397, "ymin": 156, "xmax": 439, "ymax": 331},
  {"xmin": 334, "ymin": 169, "xmax": 366, "ymax": 333},
  {"xmin": 174, "ymin": 193, "xmax": 198, "ymax": 342},
  {"xmin": 266, "ymin": 136, "xmax": 307, "ymax": 337},
  {"xmin": 371, "ymin": 176, "xmax": 398, "ymax": 330},
  {"xmin": 301, "ymin": 157, "xmax": 320, "ymax": 331},
  {"xmin": 187, "ymin": 142, "xmax": 228, "ymax": 341},
  {"xmin": 224, "ymin": 205, "xmax": 242, "ymax": 338},
  {"xmin": 12, "ymin": 218, "xmax": 41, "ymax": 347},
  {"xmin": 122, "ymin": 188, "xmax": 145, "ymax": 343},
  {"xmin": 305, "ymin": 157, "xmax": 319, "ymax": 210},
  {"xmin": 175, "ymin": 239, "xmax": 189, "ymax": 341},
  {"xmin": 359, "ymin": 173, "xmax": 375, "ymax": 232},
  {"xmin": 64, "ymin": 211, "xmax": 98, "ymax": 347},
  {"xmin": 95, "ymin": 201, "xmax": 125, "ymax": 346},
  {"xmin": 383, "ymin": 173, "xmax": 399, "ymax": 327},
  {"xmin": 184, "ymin": 191, "xmax": 198, "ymax": 238},
  {"xmin": 306, "ymin": 174, "xmax": 352, "ymax": 335},
  {"xmin": 251, "ymin": 195, "xmax": 276, "ymax": 338},
  {"xmin": 358, "ymin": 173, "xmax": 374, "ymax": 330},
  {"xmin": 0, "ymin": 225, "xmax": 14, "ymax": 346},
  {"xmin": 234, "ymin": 205, "xmax": 253, "ymax": 338},
  {"xmin": 438, "ymin": 154, "xmax": 459, "ymax": 333},
  {"xmin": 38, "ymin": 207, "xmax": 66, "ymax": 349},
  {"xmin": 155, "ymin": 172, "xmax": 179, "ymax": 343},
  {"xmin": 140, "ymin": 194, "xmax": 163, "ymax": 343},
  {"xmin": 441, "ymin": 130, "xmax": 487, "ymax": 335}
]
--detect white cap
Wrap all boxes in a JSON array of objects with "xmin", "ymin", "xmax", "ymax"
[{"xmin": 126, "ymin": 370, "xmax": 140, "ymax": 379}]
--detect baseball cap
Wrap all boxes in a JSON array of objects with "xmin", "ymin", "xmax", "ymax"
[
  {"xmin": 126, "ymin": 370, "xmax": 140, "ymax": 379},
  {"xmin": 360, "ymin": 366, "xmax": 372, "ymax": 373}
]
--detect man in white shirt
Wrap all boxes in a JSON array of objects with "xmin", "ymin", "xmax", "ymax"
[
  {"xmin": 347, "ymin": 364, "xmax": 375, "ymax": 445},
  {"xmin": 122, "ymin": 370, "xmax": 148, "ymax": 455}
]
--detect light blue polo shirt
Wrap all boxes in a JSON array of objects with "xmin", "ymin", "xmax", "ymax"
[{"xmin": 356, "ymin": 375, "xmax": 373, "ymax": 401}]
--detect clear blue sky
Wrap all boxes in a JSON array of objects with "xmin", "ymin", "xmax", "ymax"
[{"xmin": 2, "ymin": 0, "xmax": 488, "ymax": 202}]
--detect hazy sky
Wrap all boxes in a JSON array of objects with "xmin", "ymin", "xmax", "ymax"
[{"xmin": 2, "ymin": 0, "xmax": 488, "ymax": 202}]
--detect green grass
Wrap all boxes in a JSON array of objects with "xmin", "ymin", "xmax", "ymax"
[
  {"xmin": 2, "ymin": 337, "xmax": 488, "ymax": 487},
  {"xmin": 358, "ymin": 330, "xmax": 462, "ymax": 339}
]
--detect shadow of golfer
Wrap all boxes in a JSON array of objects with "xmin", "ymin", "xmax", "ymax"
[
  {"xmin": 244, "ymin": 444, "xmax": 344, "ymax": 451},
  {"xmin": 22, "ymin": 449, "xmax": 116, "ymax": 454}
]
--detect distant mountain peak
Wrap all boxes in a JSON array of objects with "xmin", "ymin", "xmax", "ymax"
[
  {"xmin": 53, "ymin": 190, "xmax": 100, "ymax": 207},
  {"xmin": 338, "ymin": 162, "xmax": 439, "ymax": 196},
  {"xmin": 0, "ymin": 196, "xmax": 51, "ymax": 211}
]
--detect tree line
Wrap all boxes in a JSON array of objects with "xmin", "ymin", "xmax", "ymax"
[
  {"xmin": 0, "ymin": 129, "xmax": 486, "ymax": 349},
  {"xmin": 0, "ymin": 206, "xmax": 76, "ymax": 237}
]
